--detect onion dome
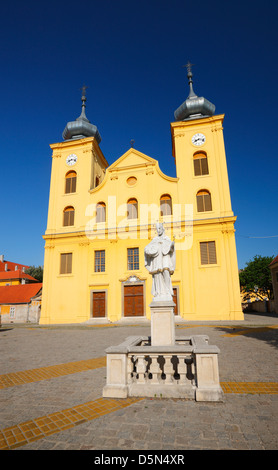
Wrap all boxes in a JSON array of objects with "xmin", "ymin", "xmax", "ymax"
[
  {"xmin": 62, "ymin": 86, "xmax": 101, "ymax": 143},
  {"xmin": 174, "ymin": 62, "xmax": 215, "ymax": 121}
]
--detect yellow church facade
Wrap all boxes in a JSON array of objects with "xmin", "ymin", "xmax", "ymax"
[{"xmin": 40, "ymin": 71, "xmax": 243, "ymax": 324}]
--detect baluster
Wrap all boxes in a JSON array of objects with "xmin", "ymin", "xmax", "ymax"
[
  {"xmin": 177, "ymin": 355, "xmax": 188, "ymax": 384},
  {"xmin": 127, "ymin": 355, "xmax": 134, "ymax": 384},
  {"xmin": 136, "ymin": 355, "xmax": 147, "ymax": 384},
  {"xmin": 191, "ymin": 359, "xmax": 196, "ymax": 384},
  {"xmin": 149, "ymin": 355, "xmax": 161, "ymax": 384},
  {"xmin": 164, "ymin": 354, "xmax": 174, "ymax": 384},
  {"xmin": 132, "ymin": 355, "xmax": 138, "ymax": 383}
]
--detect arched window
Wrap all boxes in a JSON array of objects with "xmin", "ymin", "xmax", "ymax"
[
  {"xmin": 96, "ymin": 202, "xmax": 106, "ymax": 223},
  {"xmin": 193, "ymin": 152, "xmax": 209, "ymax": 176},
  {"xmin": 65, "ymin": 171, "xmax": 77, "ymax": 194},
  {"xmin": 63, "ymin": 206, "xmax": 75, "ymax": 226},
  {"xmin": 196, "ymin": 190, "xmax": 212, "ymax": 212},
  {"xmin": 160, "ymin": 194, "xmax": 172, "ymax": 216},
  {"xmin": 127, "ymin": 198, "xmax": 138, "ymax": 219}
]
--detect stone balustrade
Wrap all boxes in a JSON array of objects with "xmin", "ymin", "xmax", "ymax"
[{"xmin": 103, "ymin": 335, "xmax": 224, "ymax": 402}]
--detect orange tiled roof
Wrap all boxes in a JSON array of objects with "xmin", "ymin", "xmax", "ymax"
[
  {"xmin": 0, "ymin": 283, "xmax": 42, "ymax": 304},
  {"xmin": 0, "ymin": 260, "xmax": 30, "ymax": 272},
  {"xmin": 0, "ymin": 270, "xmax": 38, "ymax": 282}
]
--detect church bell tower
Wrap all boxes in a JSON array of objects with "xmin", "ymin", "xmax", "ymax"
[{"xmin": 170, "ymin": 63, "xmax": 243, "ymax": 320}]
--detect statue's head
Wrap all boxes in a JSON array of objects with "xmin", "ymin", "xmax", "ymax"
[{"xmin": 156, "ymin": 223, "xmax": 164, "ymax": 235}]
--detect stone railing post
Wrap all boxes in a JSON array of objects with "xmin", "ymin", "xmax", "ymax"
[
  {"xmin": 192, "ymin": 336, "xmax": 224, "ymax": 402},
  {"xmin": 102, "ymin": 352, "xmax": 128, "ymax": 398}
]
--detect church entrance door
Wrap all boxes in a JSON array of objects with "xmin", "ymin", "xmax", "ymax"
[
  {"xmin": 92, "ymin": 291, "xmax": 106, "ymax": 318},
  {"xmin": 124, "ymin": 285, "xmax": 144, "ymax": 317}
]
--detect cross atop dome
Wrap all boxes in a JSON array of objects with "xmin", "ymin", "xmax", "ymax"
[
  {"xmin": 62, "ymin": 85, "xmax": 101, "ymax": 143},
  {"xmin": 174, "ymin": 62, "xmax": 215, "ymax": 121}
]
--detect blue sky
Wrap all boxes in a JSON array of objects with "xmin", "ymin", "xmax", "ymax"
[{"xmin": 1, "ymin": 0, "xmax": 277, "ymax": 270}]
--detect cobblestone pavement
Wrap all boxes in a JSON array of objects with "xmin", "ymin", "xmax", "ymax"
[{"xmin": 1, "ymin": 312, "xmax": 278, "ymax": 451}]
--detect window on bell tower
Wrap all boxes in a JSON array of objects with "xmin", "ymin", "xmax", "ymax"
[
  {"xmin": 196, "ymin": 190, "xmax": 212, "ymax": 212},
  {"xmin": 63, "ymin": 206, "xmax": 75, "ymax": 226},
  {"xmin": 65, "ymin": 171, "xmax": 77, "ymax": 193},
  {"xmin": 193, "ymin": 152, "xmax": 209, "ymax": 176}
]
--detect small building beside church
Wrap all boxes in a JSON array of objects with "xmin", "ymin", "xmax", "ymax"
[
  {"xmin": 40, "ymin": 67, "xmax": 243, "ymax": 324},
  {"xmin": 0, "ymin": 283, "xmax": 42, "ymax": 324},
  {"xmin": 0, "ymin": 270, "xmax": 39, "ymax": 287}
]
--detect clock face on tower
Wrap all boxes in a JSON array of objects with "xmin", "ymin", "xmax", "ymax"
[
  {"xmin": 191, "ymin": 133, "xmax": 206, "ymax": 146},
  {"xmin": 66, "ymin": 154, "xmax": 77, "ymax": 166}
]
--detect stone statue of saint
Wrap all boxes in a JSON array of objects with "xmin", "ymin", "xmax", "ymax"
[{"xmin": 144, "ymin": 223, "xmax": 176, "ymax": 301}]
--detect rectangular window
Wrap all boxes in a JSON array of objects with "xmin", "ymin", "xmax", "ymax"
[
  {"xmin": 127, "ymin": 247, "xmax": 139, "ymax": 270},
  {"xmin": 95, "ymin": 250, "xmax": 105, "ymax": 272},
  {"xmin": 200, "ymin": 241, "xmax": 217, "ymax": 265},
  {"xmin": 60, "ymin": 253, "xmax": 72, "ymax": 274}
]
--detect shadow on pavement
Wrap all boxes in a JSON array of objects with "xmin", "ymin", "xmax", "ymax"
[{"xmin": 215, "ymin": 319, "xmax": 278, "ymax": 350}]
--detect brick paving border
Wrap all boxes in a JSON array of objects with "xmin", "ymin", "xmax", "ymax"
[
  {"xmin": 0, "ymin": 397, "xmax": 142, "ymax": 450},
  {"xmin": 0, "ymin": 357, "xmax": 106, "ymax": 389}
]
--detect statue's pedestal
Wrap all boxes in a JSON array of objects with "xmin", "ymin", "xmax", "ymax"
[{"xmin": 150, "ymin": 300, "xmax": 175, "ymax": 346}]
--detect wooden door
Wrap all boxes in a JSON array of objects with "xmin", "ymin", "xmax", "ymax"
[
  {"xmin": 124, "ymin": 285, "xmax": 144, "ymax": 317},
  {"xmin": 92, "ymin": 291, "xmax": 106, "ymax": 318}
]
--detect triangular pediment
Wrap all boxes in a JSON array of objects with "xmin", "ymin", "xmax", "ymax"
[{"xmin": 108, "ymin": 148, "xmax": 157, "ymax": 171}]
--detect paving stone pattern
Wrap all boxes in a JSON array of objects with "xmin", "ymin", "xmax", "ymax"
[{"xmin": 0, "ymin": 312, "xmax": 278, "ymax": 450}]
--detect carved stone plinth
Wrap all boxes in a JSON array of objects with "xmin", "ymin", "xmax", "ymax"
[{"xmin": 150, "ymin": 300, "xmax": 176, "ymax": 346}]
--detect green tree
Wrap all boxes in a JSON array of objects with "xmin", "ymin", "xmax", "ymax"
[
  {"xmin": 25, "ymin": 265, "xmax": 43, "ymax": 282},
  {"xmin": 239, "ymin": 255, "xmax": 274, "ymax": 301}
]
